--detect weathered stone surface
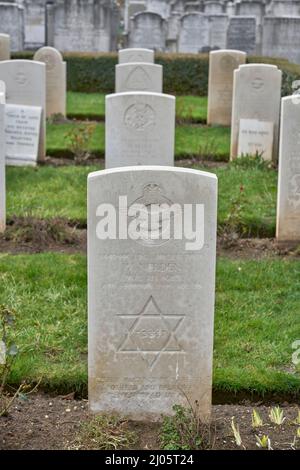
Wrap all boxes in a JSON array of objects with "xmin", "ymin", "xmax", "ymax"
[
  {"xmin": 0, "ymin": 34, "xmax": 10, "ymax": 61},
  {"xmin": 115, "ymin": 63, "xmax": 163, "ymax": 93},
  {"xmin": 207, "ymin": 49, "xmax": 246, "ymax": 126},
  {"xmin": 262, "ymin": 17, "xmax": 300, "ymax": 64},
  {"xmin": 105, "ymin": 92, "xmax": 175, "ymax": 168},
  {"xmin": 34, "ymin": 47, "xmax": 66, "ymax": 117},
  {"xmin": 204, "ymin": 1, "xmax": 224, "ymax": 14},
  {"xmin": 119, "ymin": 48, "xmax": 154, "ymax": 64},
  {"xmin": 178, "ymin": 13, "xmax": 210, "ymax": 53},
  {"xmin": 0, "ymin": 60, "xmax": 46, "ymax": 161},
  {"xmin": 50, "ymin": 0, "xmax": 116, "ymax": 52},
  {"xmin": 0, "ymin": 97, "xmax": 5, "ymax": 232},
  {"xmin": 272, "ymin": 0, "xmax": 300, "ymax": 16},
  {"xmin": 88, "ymin": 165, "xmax": 218, "ymax": 421},
  {"xmin": 23, "ymin": 0, "xmax": 47, "ymax": 49},
  {"xmin": 0, "ymin": 3, "xmax": 24, "ymax": 51},
  {"xmin": 238, "ymin": 119, "xmax": 274, "ymax": 161},
  {"xmin": 129, "ymin": 11, "xmax": 166, "ymax": 51},
  {"xmin": 0, "ymin": 80, "xmax": 5, "ymax": 103},
  {"xmin": 209, "ymin": 15, "xmax": 229, "ymax": 50},
  {"xmin": 227, "ymin": 16, "xmax": 256, "ymax": 54},
  {"xmin": 230, "ymin": 64, "xmax": 282, "ymax": 161},
  {"xmin": 276, "ymin": 96, "xmax": 300, "ymax": 242},
  {"xmin": 4, "ymin": 104, "xmax": 42, "ymax": 167}
]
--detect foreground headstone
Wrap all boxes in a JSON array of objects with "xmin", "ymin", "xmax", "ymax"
[
  {"xmin": 238, "ymin": 119, "xmax": 274, "ymax": 160},
  {"xmin": 276, "ymin": 96, "xmax": 300, "ymax": 242},
  {"xmin": 0, "ymin": 60, "xmax": 46, "ymax": 162},
  {"xmin": 0, "ymin": 96, "xmax": 5, "ymax": 232},
  {"xmin": 105, "ymin": 92, "xmax": 175, "ymax": 168},
  {"xmin": 0, "ymin": 34, "xmax": 10, "ymax": 61},
  {"xmin": 5, "ymin": 104, "xmax": 42, "ymax": 166},
  {"xmin": 230, "ymin": 64, "xmax": 282, "ymax": 161},
  {"xmin": 115, "ymin": 63, "xmax": 163, "ymax": 93},
  {"xmin": 88, "ymin": 166, "xmax": 218, "ymax": 421},
  {"xmin": 34, "ymin": 47, "xmax": 66, "ymax": 117},
  {"xmin": 207, "ymin": 49, "xmax": 246, "ymax": 126},
  {"xmin": 119, "ymin": 48, "xmax": 155, "ymax": 64}
]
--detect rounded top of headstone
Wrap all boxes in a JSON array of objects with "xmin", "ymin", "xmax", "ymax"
[
  {"xmin": 34, "ymin": 47, "xmax": 63, "ymax": 70},
  {"xmin": 237, "ymin": 63, "xmax": 279, "ymax": 71},
  {"xmin": 106, "ymin": 91, "xmax": 175, "ymax": 101},
  {"xmin": 133, "ymin": 11, "xmax": 166, "ymax": 21},
  {"xmin": 88, "ymin": 165, "xmax": 218, "ymax": 183},
  {"xmin": 210, "ymin": 49, "xmax": 247, "ymax": 57},
  {"xmin": 0, "ymin": 34, "xmax": 10, "ymax": 40},
  {"xmin": 181, "ymin": 12, "xmax": 205, "ymax": 21}
]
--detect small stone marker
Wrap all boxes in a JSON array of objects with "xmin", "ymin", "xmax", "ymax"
[
  {"xmin": 0, "ymin": 96, "xmax": 5, "ymax": 232},
  {"xmin": 88, "ymin": 166, "xmax": 218, "ymax": 421},
  {"xmin": 207, "ymin": 49, "xmax": 246, "ymax": 126},
  {"xmin": 5, "ymin": 104, "xmax": 42, "ymax": 166},
  {"xmin": 105, "ymin": 92, "xmax": 175, "ymax": 169},
  {"xmin": 238, "ymin": 119, "xmax": 274, "ymax": 161},
  {"xmin": 118, "ymin": 48, "xmax": 155, "ymax": 64},
  {"xmin": 34, "ymin": 46, "xmax": 66, "ymax": 118},
  {"xmin": 230, "ymin": 64, "xmax": 282, "ymax": 161},
  {"xmin": 115, "ymin": 63, "xmax": 163, "ymax": 93},
  {"xmin": 276, "ymin": 96, "xmax": 300, "ymax": 242},
  {"xmin": 0, "ymin": 60, "xmax": 46, "ymax": 162},
  {"xmin": 0, "ymin": 34, "xmax": 10, "ymax": 61}
]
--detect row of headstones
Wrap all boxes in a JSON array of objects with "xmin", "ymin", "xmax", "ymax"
[
  {"xmin": 127, "ymin": 10, "xmax": 300, "ymax": 63},
  {"xmin": 0, "ymin": 45, "xmax": 68, "ymax": 232},
  {"xmin": 209, "ymin": 50, "xmax": 298, "ymax": 243},
  {"xmin": 0, "ymin": 0, "xmax": 118, "ymax": 53},
  {"xmin": 89, "ymin": 46, "xmax": 217, "ymax": 421},
  {"xmin": 91, "ymin": 46, "xmax": 299, "ymax": 421},
  {"xmin": 112, "ymin": 48, "xmax": 300, "ymax": 245}
]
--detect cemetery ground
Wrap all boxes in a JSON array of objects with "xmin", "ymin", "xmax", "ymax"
[{"xmin": 0, "ymin": 92, "xmax": 300, "ymax": 451}]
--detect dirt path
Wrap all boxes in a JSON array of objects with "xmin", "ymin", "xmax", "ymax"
[{"xmin": 0, "ymin": 394, "xmax": 299, "ymax": 450}]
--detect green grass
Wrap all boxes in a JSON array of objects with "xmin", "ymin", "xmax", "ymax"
[
  {"xmin": 46, "ymin": 121, "xmax": 230, "ymax": 160},
  {"xmin": 1, "ymin": 253, "xmax": 299, "ymax": 395},
  {"xmin": 6, "ymin": 163, "xmax": 277, "ymax": 236},
  {"xmin": 66, "ymin": 92, "xmax": 207, "ymax": 123}
]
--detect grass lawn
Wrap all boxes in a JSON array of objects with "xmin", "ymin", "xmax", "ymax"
[
  {"xmin": 67, "ymin": 92, "xmax": 208, "ymax": 123},
  {"xmin": 6, "ymin": 163, "xmax": 277, "ymax": 236},
  {"xmin": 1, "ymin": 253, "xmax": 299, "ymax": 396},
  {"xmin": 46, "ymin": 121, "xmax": 231, "ymax": 161}
]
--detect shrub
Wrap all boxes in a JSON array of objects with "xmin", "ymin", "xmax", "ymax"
[{"xmin": 12, "ymin": 52, "xmax": 300, "ymax": 96}]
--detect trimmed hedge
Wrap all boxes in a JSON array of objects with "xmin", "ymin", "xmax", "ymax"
[{"xmin": 12, "ymin": 51, "xmax": 300, "ymax": 96}]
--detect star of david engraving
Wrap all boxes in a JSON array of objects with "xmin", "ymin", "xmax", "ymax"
[{"xmin": 117, "ymin": 296, "xmax": 184, "ymax": 369}]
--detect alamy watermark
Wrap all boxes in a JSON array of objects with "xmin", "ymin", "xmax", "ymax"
[{"xmin": 95, "ymin": 195, "xmax": 205, "ymax": 251}]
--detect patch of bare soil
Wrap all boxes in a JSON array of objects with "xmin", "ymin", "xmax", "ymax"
[
  {"xmin": 0, "ymin": 394, "xmax": 299, "ymax": 450},
  {"xmin": 0, "ymin": 217, "xmax": 86, "ymax": 254},
  {"xmin": 1, "ymin": 218, "xmax": 299, "ymax": 260}
]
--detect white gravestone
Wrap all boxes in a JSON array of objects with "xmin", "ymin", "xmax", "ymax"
[
  {"xmin": 34, "ymin": 47, "xmax": 67, "ymax": 118},
  {"xmin": 0, "ymin": 96, "xmax": 5, "ymax": 232},
  {"xmin": 0, "ymin": 34, "xmax": 10, "ymax": 61},
  {"xmin": 178, "ymin": 13, "xmax": 210, "ymax": 53},
  {"xmin": 0, "ymin": 60, "xmax": 46, "ymax": 162},
  {"xmin": 230, "ymin": 64, "xmax": 282, "ymax": 162},
  {"xmin": 118, "ymin": 48, "xmax": 155, "ymax": 64},
  {"xmin": 276, "ymin": 96, "xmax": 300, "ymax": 242},
  {"xmin": 5, "ymin": 104, "xmax": 42, "ymax": 167},
  {"xmin": 238, "ymin": 119, "xmax": 274, "ymax": 160},
  {"xmin": 88, "ymin": 166, "xmax": 218, "ymax": 421},
  {"xmin": 115, "ymin": 63, "xmax": 163, "ymax": 93},
  {"xmin": 0, "ymin": 80, "xmax": 5, "ymax": 104},
  {"xmin": 105, "ymin": 92, "xmax": 175, "ymax": 169},
  {"xmin": 207, "ymin": 49, "xmax": 246, "ymax": 126}
]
